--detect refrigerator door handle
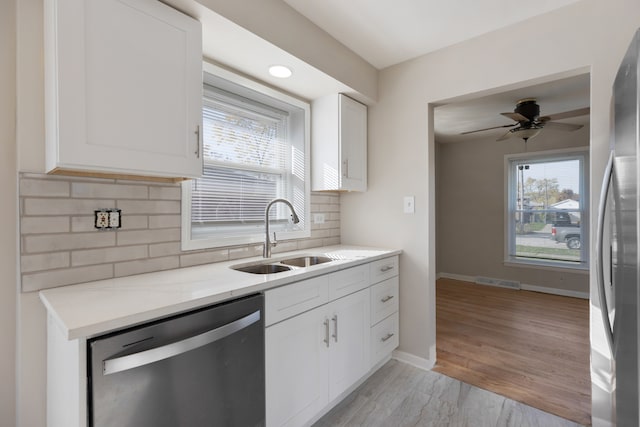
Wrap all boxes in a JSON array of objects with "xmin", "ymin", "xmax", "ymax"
[
  {"xmin": 103, "ymin": 310, "xmax": 261, "ymax": 375},
  {"xmin": 596, "ymin": 150, "xmax": 615, "ymax": 353}
]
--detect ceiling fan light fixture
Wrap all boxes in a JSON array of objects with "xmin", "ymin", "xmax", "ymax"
[{"xmin": 512, "ymin": 127, "xmax": 541, "ymax": 142}]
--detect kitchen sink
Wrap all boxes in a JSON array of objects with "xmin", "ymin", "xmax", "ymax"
[
  {"xmin": 231, "ymin": 254, "xmax": 334, "ymax": 274},
  {"xmin": 280, "ymin": 256, "xmax": 333, "ymax": 268},
  {"xmin": 232, "ymin": 264, "xmax": 292, "ymax": 274}
]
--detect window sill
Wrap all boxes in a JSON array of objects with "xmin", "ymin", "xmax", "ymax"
[{"xmin": 504, "ymin": 258, "xmax": 589, "ymax": 274}]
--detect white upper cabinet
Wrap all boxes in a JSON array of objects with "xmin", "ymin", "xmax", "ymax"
[
  {"xmin": 44, "ymin": 0, "xmax": 203, "ymax": 180},
  {"xmin": 312, "ymin": 94, "xmax": 367, "ymax": 191}
]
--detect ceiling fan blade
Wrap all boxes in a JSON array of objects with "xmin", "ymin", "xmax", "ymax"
[
  {"xmin": 461, "ymin": 123, "xmax": 517, "ymax": 135},
  {"xmin": 496, "ymin": 130, "xmax": 515, "ymax": 141},
  {"xmin": 501, "ymin": 112, "xmax": 530, "ymax": 122},
  {"xmin": 539, "ymin": 107, "xmax": 590, "ymax": 122},
  {"xmin": 542, "ymin": 121, "xmax": 584, "ymax": 131}
]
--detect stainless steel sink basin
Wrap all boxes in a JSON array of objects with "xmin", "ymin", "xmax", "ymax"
[
  {"xmin": 233, "ymin": 264, "xmax": 292, "ymax": 274},
  {"xmin": 280, "ymin": 256, "xmax": 333, "ymax": 268}
]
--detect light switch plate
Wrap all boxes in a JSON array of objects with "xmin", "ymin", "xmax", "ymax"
[{"xmin": 403, "ymin": 196, "xmax": 415, "ymax": 214}]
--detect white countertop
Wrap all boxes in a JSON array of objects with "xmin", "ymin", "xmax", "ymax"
[{"xmin": 39, "ymin": 245, "xmax": 401, "ymax": 340}]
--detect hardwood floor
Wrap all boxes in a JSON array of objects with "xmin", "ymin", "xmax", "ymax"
[
  {"xmin": 314, "ymin": 359, "xmax": 582, "ymax": 427},
  {"xmin": 434, "ymin": 278, "xmax": 591, "ymax": 426}
]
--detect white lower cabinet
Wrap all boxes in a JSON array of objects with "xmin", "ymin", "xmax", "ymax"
[
  {"xmin": 266, "ymin": 305, "xmax": 329, "ymax": 427},
  {"xmin": 266, "ymin": 288, "xmax": 370, "ymax": 427},
  {"xmin": 327, "ymin": 289, "xmax": 370, "ymax": 401}
]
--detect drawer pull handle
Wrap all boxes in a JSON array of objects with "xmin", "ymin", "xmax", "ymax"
[
  {"xmin": 323, "ymin": 319, "xmax": 330, "ymax": 348},
  {"xmin": 381, "ymin": 333, "xmax": 395, "ymax": 342},
  {"xmin": 380, "ymin": 265, "xmax": 394, "ymax": 272},
  {"xmin": 381, "ymin": 295, "xmax": 394, "ymax": 303}
]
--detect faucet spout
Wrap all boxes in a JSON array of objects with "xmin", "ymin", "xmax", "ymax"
[{"xmin": 263, "ymin": 198, "xmax": 300, "ymax": 258}]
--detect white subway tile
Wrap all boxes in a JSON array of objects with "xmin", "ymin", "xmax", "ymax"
[
  {"xmin": 24, "ymin": 232, "xmax": 115, "ymax": 253},
  {"xmin": 149, "ymin": 242, "xmax": 182, "ymax": 257},
  {"xmin": 21, "ymin": 252, "xmax": 70, "ymax": 273},
  {"xmin": 21, "ymin": 217, "xmax": 70, "ymax": 234},
  {"xmin": 149, "ymin": 215, "xmax": 181, "ymax": 229},
  {"xmin": 117, "ymin": 200, "xmax": 180, "ymax": 214},
  {"xmin": 310, "ymin": 229, "xmax": 332, "ymax": 239},
  {"xmin": 114, "ymin": 256, "xmax": 179, "ymax": 278},
  {"xmin": 116, "ymin": 228, "xmax": 180, "ymax": 246},
  {"xmin": 149, "ymin": 186, "xmax": 181, "ymax": 200},
  {"xmin": 271, "ymin": 241, "xmax": 299, "ymax": 254},
  {"xmin": 228, "ymin": 245, "xmax": 263, "ymax": 260},
  {"xmin": 180, "ymin": 250, "xmax": 229, "ymax": 268},
  {"xmin": 24, "ymin": 198, "xmax": 115, "ymax": 216},
  {"xmin": 22, "ymin": 264, "xmax": 113, "ymax": 292},
  {"xmin": 20, "ymin": 179, "xmax": 70, "ymax": 197},
  {"xmin": 71, "ymin": 215, "xmax": 149, "ymax": 232},
  {"xmin": 71, "ymin": 182, "xmax": 148, "ymax": 199},
  {"xmin": 323, "ymin": 237, "xmax": 340, "ymax": 246},
  {"xmin": 297, "ymin": 239, "xmax": 325, "ymax": 250},
  {"xmin": 72, "ymin": 245, "xmax": 148, "ymax": 266}
]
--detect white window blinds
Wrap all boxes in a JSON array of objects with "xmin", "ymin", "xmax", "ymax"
[{"xmin": 189, "ymin": 85, "xmax": 299, "ymax": 238}]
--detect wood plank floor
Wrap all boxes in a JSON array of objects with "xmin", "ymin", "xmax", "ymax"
[{"xmin": 433, "ymin": 278, "xmax": 591, "ymax": 426}]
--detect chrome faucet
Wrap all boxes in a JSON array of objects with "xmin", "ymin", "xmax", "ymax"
[{"xmin": 263, "ymin": 198, "xmax": 300, "ymax": 258}]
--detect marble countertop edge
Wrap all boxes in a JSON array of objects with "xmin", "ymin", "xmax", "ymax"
[{"xmin": 39, "ymin": 245, "xmax": 402, "ymax": 340}]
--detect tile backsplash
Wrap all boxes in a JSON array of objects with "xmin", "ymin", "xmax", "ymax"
[{"xmin": 19, "ymin": 173, "xmax": 340, "ymax": 292}]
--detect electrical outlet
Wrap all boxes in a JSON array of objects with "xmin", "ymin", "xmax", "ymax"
[
  {"xmin": 313, "ymin": 213, "xmax": 326, "ymax": 224},
  {"xmin": 95, "ymin": 209, "xmax": 122, "ymax": 230},
  {"xmin": 95, "ymin": 211, "xmax": 110, "ymax": 229}
]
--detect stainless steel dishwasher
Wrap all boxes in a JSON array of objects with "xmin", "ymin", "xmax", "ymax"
[{"xmin": 88, "ymin": 293, "xmax": 264, "ymax": 427}]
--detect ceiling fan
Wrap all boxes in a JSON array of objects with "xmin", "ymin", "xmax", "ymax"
[{"xmin": 461, "ymin": 98, "xmax": 590, "ymax": 143}]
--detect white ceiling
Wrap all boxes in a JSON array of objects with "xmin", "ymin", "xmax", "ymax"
[
  {"xmin": 165, "ymin": 0, "xmax": 590, "ymax": 138},
  {"xmin": 282, "ymin": 0, "xmax": 582, "ymax": 69}
]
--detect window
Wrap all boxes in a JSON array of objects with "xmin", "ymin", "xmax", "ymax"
[
  {"xmin": 505, "ymin": 149, "xmax": 589, "ymax": 270},
  {"xmin": 181, "ymin": 64, "xmax": 310, "ymax": 250}
]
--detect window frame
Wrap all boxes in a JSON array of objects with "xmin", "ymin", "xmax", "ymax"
[
  {"xmin": 181, "ymin": 62, "xmax": 311, "ymax": 251},
  {"xmin": 504, "ymin": 147, "xmax": 590, "ymax": 271}
]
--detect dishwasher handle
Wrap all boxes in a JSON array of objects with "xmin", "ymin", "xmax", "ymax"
[{"xmin": 103, "ymin": 310, "xmax": 261, "ymax": 376}]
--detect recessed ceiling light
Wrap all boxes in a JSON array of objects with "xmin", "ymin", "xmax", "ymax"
[{"xmin": 268, "ymin": 65, "xmax": 292, "ymax": 78}]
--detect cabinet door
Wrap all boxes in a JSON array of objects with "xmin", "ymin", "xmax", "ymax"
[
  {"xmin": 328, "ymin": 288, "xmax": 370, "ymax": 401},
  {"xmin": 265, "ymin": 306, "xmax": 329, "ymax": 427},
  {"xmin": 339, "ymin": 95, "xmax": 367, "ymax": 191},
  {"xmin": 46, "ymin": 0, "xmax": 202, "ymax": 179}
]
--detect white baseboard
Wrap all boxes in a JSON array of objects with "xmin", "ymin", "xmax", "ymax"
[
  {"xmin": 392, "ymin": 350, "xmax": 434, "ymax": 371},
  {"xmin": 520, "ymin": 283, "xmax": 589, "ymax": 299},
  {"xmin": 438, "ymin": 272, "xmax": 589, "ymax": 300}
]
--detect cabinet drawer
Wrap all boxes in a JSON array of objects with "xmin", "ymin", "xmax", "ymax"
[
  {"xmin": 370, "ymin": 277, "xmax": 399, "ymax": 325},
  {"xmin": 328, "ymin": 264, "xmax": 370, "ymax": 301},
  {"xmin": 369, "ymin": 256, "xmax": 398, "ymax": 285},
  {"xmin": 265, "ymin": 276, "xmax": 329, "ymax": 327},
  {"xmin": 370, "ymin": 312, "xmax": 399, "ymax": 368}
]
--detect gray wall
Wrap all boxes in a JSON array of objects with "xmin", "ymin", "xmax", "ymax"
[
  {"xmin": 341, "ymin": 0, "xmax": 640, "ymax": 389},
  {"xmin": 0, "ymin": 0, "xmax": 17, "ymax": 425},
  {"xmin": 435, "ymin": 127, "xmax": 589, "ymax": 294}
]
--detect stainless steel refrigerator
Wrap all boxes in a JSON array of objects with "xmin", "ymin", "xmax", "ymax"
[{"xmin": 596, "ymin": 27, "xmax": 640, "ymax": 427}]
